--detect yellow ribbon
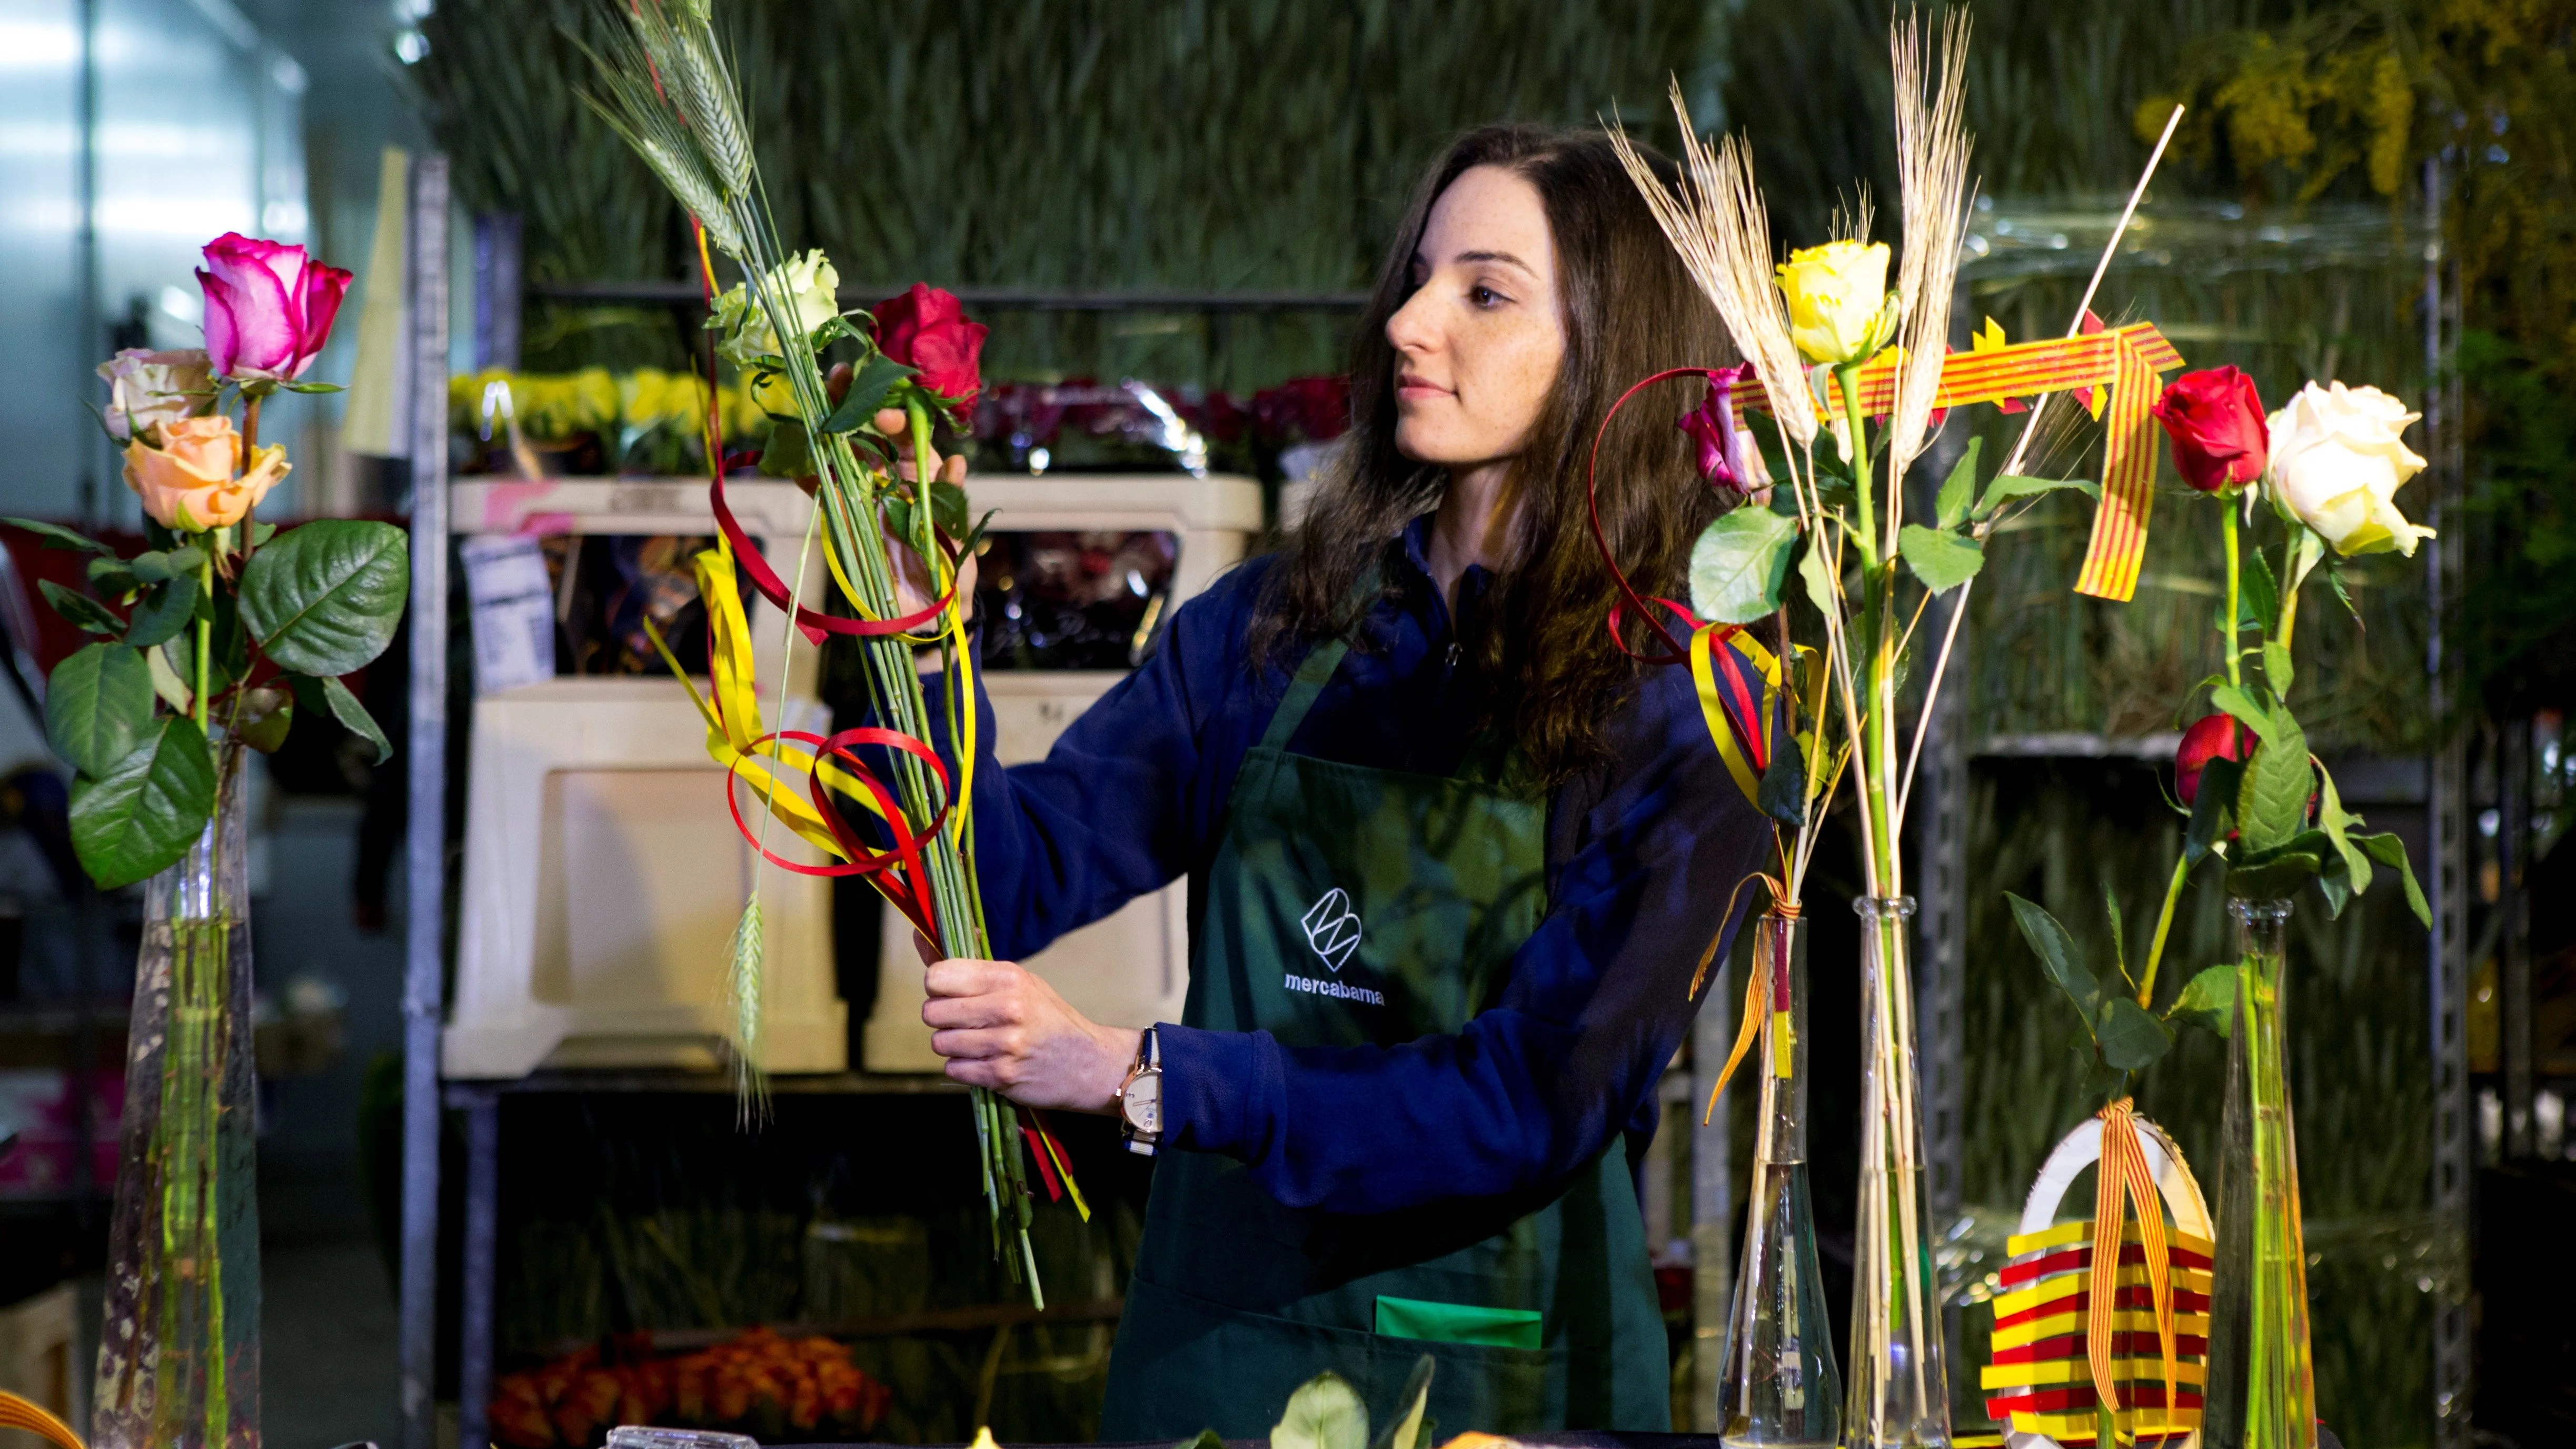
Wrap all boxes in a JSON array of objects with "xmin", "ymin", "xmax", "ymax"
[{"xmin": 2088, "ymin": 1097, "xmax": 2181, "ymax": 1441}]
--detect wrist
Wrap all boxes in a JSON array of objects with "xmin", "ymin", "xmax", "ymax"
[{"xmin": 1093, "ymin": 1025, "xmax": 1144, "ymax": 1114}]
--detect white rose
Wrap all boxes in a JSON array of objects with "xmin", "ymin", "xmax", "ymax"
[
  {"xmin": 2265, "ymin": 380, "xmax": 2436, "ymax": 558},
  {"xmin": 711, "ymin": 249, "xmax": 842, "ymax": 365},
  {"xmin": 97, "ymin": 348, "xmax": 214, "ymax": 443}
]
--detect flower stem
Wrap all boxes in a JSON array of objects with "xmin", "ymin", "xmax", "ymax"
[
  {"xmin": 1836, "ymin": 363, "xmax": 1878, "ymax": 566},
  {"xmin": 2276, "ymin": 535, "xmax": 2303, "ymax": 656},
  {"xmin": 2222, "ymin": 497, "xmax": 2242, "ymax": 688},
  {"xmin": 194, "ymin": 550, "xmax": 212, "ymax": 732},
  {"xmin": 2137, "ymin": 851, "xmax": 2191, "ymax": 1007}
]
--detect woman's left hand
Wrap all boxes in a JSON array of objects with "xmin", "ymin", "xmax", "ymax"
[{"xmin": 922, "ymin": 957, "xmax": 1141, "ymax": 1112}]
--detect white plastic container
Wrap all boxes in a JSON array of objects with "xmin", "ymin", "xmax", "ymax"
[
  {"xmin": 861, "ymin": 473, "xmax": 1260, "ymax": 1071},
  {"xmin": 442, "ymin": 478, "xmax": 843, "ymax": 1078}
]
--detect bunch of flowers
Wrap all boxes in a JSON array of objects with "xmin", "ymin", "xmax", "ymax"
[
  {"xmin": 12, "ymin": 233, "xmax": 397, "ymax": 889},
  {"xmin": 581, "ymin": 0, "xmax": 1068, "ymax": 1303},
  {"xmin": 490, "ymin": 1330, "xmax": 891, "ymax": 1448}
]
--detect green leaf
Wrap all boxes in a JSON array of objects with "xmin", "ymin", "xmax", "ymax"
[
  {"xmin": 2207, "ymin": 683, "xmax": 2276, "ymax": 739},
  {"xmin": 320, "ymin": 676, "xmax": 393, "ymax": 763},
  {"xmin": 237, "ymin": 520, "xmax": 411, "ymax": 676},
  {"xmin": 2005, "ymin": 892, "xmax": 2105, "ymax": 1033},
  {"xmin": 4, "ymin": 517, "xmax": 112, "ymax": 553},
  {"xmin": 249, "ymin": 521, "xmax": 277, "ymax": 547},
  {"xmin": 1371, "ymin": 1356, "xmax": 1435, "ymax": 1449},
  {"xmin": 2096, "ymin": 996, "xmax": 2173, "ymax": 1071},
  {"xmin": 1797, "ymin": 531, "xmax": 1837, "ymax": 613},
  {"xmin": 1271, "ymin": 1372, "xmax": 1367, "ymax": 1449},
  {"xmin": 1171, "ymin": 1432, "xmax": 1225, "ymax": 1449},
  {"xmin": 1934, "ymin": 436, "xmax": 1982, "ymax": 530},
  {"xmin": 86, "ymin": 555, "xmax": 141, "ymax": 598},
  {"xmin": 1898, "ymin": 524, "xmax": 1983, "ymax": 592},
  {"xmin": 281, "ymin": 380, "xmax": 344, "ymax": 394},
  {"xmin": 2355, "ymin": 832, "xmax": 2431, "ymax": 927},
  {"xmin": 161, "ymin": 634, "xmax": 234, "ymax": 702},
  {"xmin": 1975, "ymin": 473, "xmax": 2100, "ymax": 517},
  {"xmin": 819, "ymin": 353, "xmax": 918, "ymax": 434},
  {"xmin": 2262, "ymin": 640, "xmax": 2295, "ymax": 698},
  {"xmin": 1688, "ymin": 508, "xmax": 1802, "ymax": 624},
  {"xmin": 68, "ymin": 714, "xmax": 216, "ymax": 889},
  {"xmin": 2311, "ymin": 765, "xmax": 2373, "ymax": 895},
  {"xmin": 2240, "ymin": 548, "xmax": 2278, "ymax": 633},
  {"xmin": 39, "ymin": 580, "xmax": 123, "ymax": 636},
  {"xmin": 2286, "ymin": 527, "xmax": 2325, "ymax": 597},
  {"xmin": 759, "ymin": 416, "xmax": 814, "ymax": 478},
  {"xmin": 2104, "ymin": 887, "xmax": 2131, "ymax": 990},
  {"xmin": 124, "ymin": 576, "xmax": 197, "ymax": 649},
  {"xmin": 1758, "ymin": 732, "xmax": 1808, "ymax": 827},
  {"xmin": 129, "ymin": 547, "xmax": 206, "ymax": 585},
  {"xmin": 2168, "ymin": 964, "xmax": 2240, "ymax": 1037},
  {"xmin": 2225, "ymin": 850, "xmax": 2321, "ymax": 901},
  {"xmin": 2184, "ymin": 755, "xmax": 2243, "ymax": 866},
  {"xmin": 45, "ymin": 643, "xmax": 155, "ymax": 777},
  {"xmin": 146, "ymin": 644, "xmax": 193, "ymax": 714},
  {"xmin": 2325, "ymin": 563, "xmax": 2363, "ymax": 629},
  {"xmin": 2235, "ymin": 723, "xmax": 2314, "ymax": 855},
  {"xmin": 236, "ymin": 686, "xmax": 294, "ymax": 754}
]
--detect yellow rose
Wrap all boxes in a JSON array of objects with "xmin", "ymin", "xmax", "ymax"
[
  {"xmin": 1776, "ymin": 241, "xmax": 1901, "ymax": 366},
  {"xmin": 2265, "ymin": 381, "xmax": 2435, "ymax": 557},
  {"xmin": 123, "ymin": 415, "xmax": 288, "ymax": 531}
]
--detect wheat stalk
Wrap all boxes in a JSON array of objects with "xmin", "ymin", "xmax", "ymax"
[
  {"xmin": 1885, "ymin": 6, "xmax": 1976, "ymax": 504},
  {"xmin": 1612, "ymin": 88, "xmax": 1817, "ymax": 448}
]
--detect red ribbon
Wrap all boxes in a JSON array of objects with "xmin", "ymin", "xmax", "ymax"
[{"xmin": 1586, "ymin": 366, "xmax": 1731, "ymax": 665}]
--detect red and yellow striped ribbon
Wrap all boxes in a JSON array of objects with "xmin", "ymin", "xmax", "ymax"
[
  {"xmin": 1735, "ymin": 321, "xmax": 2184, "ymax": 603},
  {"xmin": 2091, "ymin": 1097, "xmax": 2181, "ymax": 1441}
]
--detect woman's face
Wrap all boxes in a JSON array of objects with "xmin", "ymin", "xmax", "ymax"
[{"xmin": 1387, "ymin": 164, "xmax": 1565, "ymax": 471}]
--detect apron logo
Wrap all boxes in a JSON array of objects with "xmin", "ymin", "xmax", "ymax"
[{"xmin": 1300, "ymin": 888, "xmax": 1364, "ymax": 972}]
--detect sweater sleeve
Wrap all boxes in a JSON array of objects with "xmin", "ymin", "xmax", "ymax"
[
  {"xmin": 907, "ymin": 563, "xmax": 1269, "ymax": 962},
  {"xmin": 1155, "ymin": 647, "xmax": 1773, "ymax": 1215}
]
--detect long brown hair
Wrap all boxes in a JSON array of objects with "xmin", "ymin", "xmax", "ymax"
[{"xmin": 1250, "ymin": 123, "xmax": 1735, "ymax": 783}]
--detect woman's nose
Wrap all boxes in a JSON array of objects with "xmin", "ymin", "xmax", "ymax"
[{"xmin": 1385, "ymin": 286, "xmax": 1437, "ymax": 356}]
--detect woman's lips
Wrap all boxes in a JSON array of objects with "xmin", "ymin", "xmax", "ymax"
[{"xmin": 1396, "ymin": 375, "xmax": 1449, "ymax": 400}]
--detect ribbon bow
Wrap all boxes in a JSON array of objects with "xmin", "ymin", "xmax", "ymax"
[
  {"xmin": 0, "ymin": 1392, "xmax": 82, "ymax": 1449},
  {"xmin": 2090, "ymin": 1096, "xmax": 2181, "ymax": 1438}
]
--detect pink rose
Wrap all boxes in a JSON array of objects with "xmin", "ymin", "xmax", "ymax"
[
  {"xmin": 1679, "ymin": 365, "xmax": 1761, "ymax": 494},
  {"xmin": 196, "ymin": 233, "xmax": 352, "ymax": 382}
]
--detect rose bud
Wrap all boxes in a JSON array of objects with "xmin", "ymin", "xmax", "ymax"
[
  {"xmin": 2150, "ymin": 364, "xmax": 2268, "ymax": 493},
  {"xmin": 1678, "ymin": 364, "xmax": 1764, "ymax": 495},
  {"xmin": 2176, "ymin": 712, "xmax": 2255, "ymax": 806},
  {"xmin": 873, "ymin": 283, "xmax": 989, "ymax": 410}
]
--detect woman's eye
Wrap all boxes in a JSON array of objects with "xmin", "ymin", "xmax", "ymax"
[{"xmin": 1469, "ymin": 284, "xmax": 1504, "ymax": 309}]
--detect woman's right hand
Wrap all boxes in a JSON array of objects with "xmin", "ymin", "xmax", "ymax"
[{"xmin": 813, "ymin": 362, "xmax": 978, "ymax": 622}]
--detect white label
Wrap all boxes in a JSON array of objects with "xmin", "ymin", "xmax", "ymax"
[{"xmin": 459, "ymin": 534, "xmax": 556, "ymax": 694}]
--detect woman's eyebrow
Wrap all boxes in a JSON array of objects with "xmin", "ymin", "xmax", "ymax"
[{"xmin": 1450, "ymin": 249, "xmax": 1536, "ymax": 277}]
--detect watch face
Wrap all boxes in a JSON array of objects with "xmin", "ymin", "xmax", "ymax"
[{"xmin": 1123, "ymin": 1071, "xmax": 1161, "ymax": 1135}]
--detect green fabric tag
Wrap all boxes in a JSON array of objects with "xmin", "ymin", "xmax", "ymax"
[{"xmin": 1372, "ymin": 1295, "xmax": 1544, "ymax": 1349}]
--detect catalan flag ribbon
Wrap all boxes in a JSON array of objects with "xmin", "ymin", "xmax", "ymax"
[{"xmin": 1737, "ymin": 321, "xmax": 2186, "ymax": 603}]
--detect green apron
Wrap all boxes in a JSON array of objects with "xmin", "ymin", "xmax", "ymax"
[{"xmin": 1098, "ymin": 635, "xmax": 1670, "ymax": 1441}]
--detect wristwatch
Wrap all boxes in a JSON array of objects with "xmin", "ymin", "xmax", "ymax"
[{"xmin": 1115, "ymin": 1026, "xmax": 1163, "ymax": 1156}]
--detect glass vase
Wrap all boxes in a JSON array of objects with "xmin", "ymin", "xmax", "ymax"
[
  {"xmin": 93, "ymin": 741, "xmax": 261, "ymax": 1449},
  {"xmin": 1846, "ymin": 896, "xmax": 1948, "ymax": 1448},
  {"xmin": 2202, "ymin": 897, "xmax": 2313, "ymax": 1449},
  {"xmin": 1719, "ymin": 909, "xmax": 1841, "ymax": 1447}
]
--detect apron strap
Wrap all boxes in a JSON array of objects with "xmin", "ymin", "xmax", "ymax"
[{"xmin": 1258, "ymin": 636, "xmax": 1352, "ymax": 752}]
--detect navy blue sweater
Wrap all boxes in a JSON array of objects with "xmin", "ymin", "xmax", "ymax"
[{"xmin": 930, "ymin": 515, "xmax": 1771, "ymax": 1216}]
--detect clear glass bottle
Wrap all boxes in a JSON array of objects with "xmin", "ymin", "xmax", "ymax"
[
  {"xmin": 93, "ymin": 744, "xmax": 262, "ymax": 1449},
  {"xmin": 1845, "ymin": 896, "xmax": 1949, "ymax": 1448},
  {"xmin": 1719, "ymin": 909, "xmax": 1841, "ymax": 1447},
  {"xmin": 2202, "ymin": 897, "xmax": 2314, "ymax": 1449}
]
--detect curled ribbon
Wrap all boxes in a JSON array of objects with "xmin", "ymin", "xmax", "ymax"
[
  {"xmin": 2090, "ymin": 1096, "xmax": 2181, "ymax": 1437},
  {"xmin": 0, "ymin": 1392, "xmax": 82, "ymax": 1449}
]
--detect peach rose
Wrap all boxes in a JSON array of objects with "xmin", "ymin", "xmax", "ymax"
[{"xmin": 122, "ymin": 415, "xmax": 289, "ymax": 531}]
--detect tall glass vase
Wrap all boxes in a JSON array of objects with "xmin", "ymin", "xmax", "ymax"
[
  {"xmin": 93, "ymin": 741, "xmax": 261, "ymax": 1449},
  {"xmin": 2202, "ymin": 898, "xmax": 2313, "ymax": 1449},
  {"xmin": 1719, "ymin": 909, "xmax": 1840, "ymax": 1447},
  {"xmin": 1846, "ymin": 896, "xmax": 1947, "ymax": 1448}
]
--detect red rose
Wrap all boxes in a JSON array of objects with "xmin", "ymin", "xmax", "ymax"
[
  {"xmin": 2176, "ymin": 712, "xmax": 2255, "ymax": 806},
  {"xmin": 872, "ymin": 283, "xmax": 988, "ymax": 408},
  {"xmin": 2150, "ymin": 365, "xmax": 2268, "ymax": 493}
]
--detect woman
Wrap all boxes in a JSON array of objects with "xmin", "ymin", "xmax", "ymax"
[{"xmin": 887, "ymin": 124, "xmax": 1769, "ymax": 1437}]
